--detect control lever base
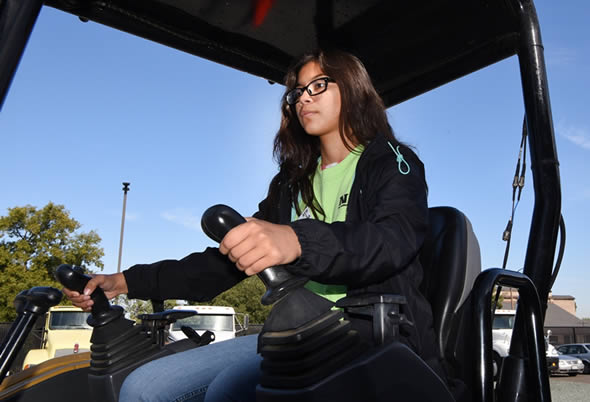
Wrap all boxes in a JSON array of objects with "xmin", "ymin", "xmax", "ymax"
[
  {"xmin": 261, "ymin": 276, "xmax": 309, "ymax": 305},
  {"xmin": 87, "ymin": 305, "xmax": 124, "ymax": 327}
]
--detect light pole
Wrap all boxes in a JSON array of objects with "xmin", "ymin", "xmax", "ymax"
[{"xmin": 116, "ymin": 182, "xmax": 130, "ymax": 274}]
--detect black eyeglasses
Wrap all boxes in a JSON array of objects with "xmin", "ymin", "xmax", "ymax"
[{"xmin": 285, "ymin": 77, "xmax": 335, "ymax": 105}]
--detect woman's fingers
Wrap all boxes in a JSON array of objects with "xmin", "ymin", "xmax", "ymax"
[
  {"xmin": 83, "ymin": 276, "xmax": 100, "ymax": 296},
  {"xmin": 220, "ymin": 219, "xmax": 301, "ymax": 274},
  {"xmin": 234, "ymin": 247, "xmax": 266, "ymax": 274},
  {"xmin": 219, "ymin": 221, "xmax": 250, "ymax": 255},
  {"xmin": 242, "ymin": 256, "xmax": 276, "ymax": 276},
  {"xmin": 62, "ymin": 287, "xmax": 93, "ymax": 311},
  {"xmin": 61, "ymin": 273, "xmax": 128, "ymax": 311}
]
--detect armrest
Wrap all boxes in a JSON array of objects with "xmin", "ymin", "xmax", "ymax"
[
  {"xmin": 138, "ymin": 309, "xmax": 197, "ymax": 323},
  {"xmin": 336, "ymin": 293, "xmax": 414, "ymax": 345},
  {"xmin": 138, "ymin": 309, "xmax": 197, "ymax": 346}
]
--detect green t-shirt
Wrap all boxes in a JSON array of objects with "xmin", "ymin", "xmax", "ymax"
[{"xmin": 293, "ymin": 145, "xmax": 364, "ymax": 303}]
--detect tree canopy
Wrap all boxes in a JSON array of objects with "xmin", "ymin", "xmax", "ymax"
[
  {"xmin": 118, "ymin": 277, "xmax": 271, "ymax": 325},
  {"xmin": 206, "ymin": 276, "xmax": 272, "ymax": 324},
  {"xmin": 0, "ymin": 203, "xmax": 104, "ymax": 321}
]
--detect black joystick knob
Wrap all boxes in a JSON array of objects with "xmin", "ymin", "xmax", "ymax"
[
  {"xmin": 201, "ymin": 205, "xmax": 308, "ymax": 305},
  {"xmin": 13, "ymin": 290, "xmax": 29, "ymax": 315},
  {"xmin": 23, "ymin": 287, "xmax": 63, "ymax": 315},
  {"xmin": 13, "ymin": 287, "xmax": 62, "ymax": 316},
  {"xmin": 55, "ymin": 264, "xmax": 122, "ymax": 326},
  {"xmin": 201, "ymin": 205, "xmax": 247, "ymax": 243}
]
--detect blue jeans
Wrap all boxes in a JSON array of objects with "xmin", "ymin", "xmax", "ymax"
[
  {"xmin": 204, "ymin": 351, "xmax": 262, "ymax": 402},
  {"xmin": 119, "ymin": 335, "xmax": 260, "ymax": 402}
]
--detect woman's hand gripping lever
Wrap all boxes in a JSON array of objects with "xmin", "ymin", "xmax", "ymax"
[
  {"xmin": 56, "ymin": 264, "xmax": 123, "ymax": 327},
  {"xmin": 201, "ymin": 204, "xmax": 308, "ymax": 305}
]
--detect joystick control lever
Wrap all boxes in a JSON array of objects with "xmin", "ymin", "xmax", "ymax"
[
  {"xmin": 202, "ymin": 204, "xmax": 307, "ymax": 305},
  {"xmin": 55, "ymin": 264, "xmax": 122, "ymax": 326},
  {"xmin": 0, "ymin": 287, "xmax": 62, "ymax": 378}
]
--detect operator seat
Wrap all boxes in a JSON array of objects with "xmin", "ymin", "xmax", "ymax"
[
  {"xmin": 419, "ymin": 206, "xmax": 481, "ymax": 401},
  {"xmin": 256, "ymin": 206, "xmax": 481, "ymax": 402}
]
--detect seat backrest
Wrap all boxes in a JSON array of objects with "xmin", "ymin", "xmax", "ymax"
[{"xmin": 419, "ymin": 207, "xmax": 481, "ymax": 387}]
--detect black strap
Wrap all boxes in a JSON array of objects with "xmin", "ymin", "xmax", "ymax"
[
  {"xmin": 494, "ymin": 116, "xmax": 528, "ymax": 311},
  {"xmin": 494, "ymin": 117, "xmax": 566, "ymax": 315},
  {"xmin": 501, "ymin": 117, "xmax": 528, "ymax": 268}
]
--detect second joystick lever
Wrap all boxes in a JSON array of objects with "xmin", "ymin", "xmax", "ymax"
[
  {"xmin": 55, "ymin": 264, "xmax": 123, "ymax": 327},
  {"xmin": 201, "ymin": 204, "xmax": 308, "ymax": 305}
]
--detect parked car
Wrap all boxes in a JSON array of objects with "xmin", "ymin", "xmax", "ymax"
[
  {"xmin": 555, "ymin": 353, "xmax": 584, "ymax": 376},
  {"xmin": 556, "ymin": 344, "xmax": 590, "ymax": 374}
]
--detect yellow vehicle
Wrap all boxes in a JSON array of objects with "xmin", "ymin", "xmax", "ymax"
[{"xmin": 22, "ymin": 306, "xmax": 91, "ymax": 370}]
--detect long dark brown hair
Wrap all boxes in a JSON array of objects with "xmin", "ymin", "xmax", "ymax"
[{"xmin": 269, "ymin": 49, "xmax": 399, "ymax": 218}]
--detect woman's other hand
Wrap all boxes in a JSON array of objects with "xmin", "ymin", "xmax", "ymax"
[
  {"xmin": 219, "ymin": 218, "xmax": 301, "ymax": 276},
  {"xmin": 62, "ymin": 273, "xmax": 128, "ymax": 311}
]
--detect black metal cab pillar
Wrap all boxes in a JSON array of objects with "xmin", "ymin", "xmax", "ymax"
[
  {"xmin": 499, "ymin": 1, "xmax": 561, "ymax": 401},
  {"xmin": 0, "ymin": 0, "xmax": 43, "ymax": 110}
]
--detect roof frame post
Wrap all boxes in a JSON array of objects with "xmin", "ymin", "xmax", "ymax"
[
  {"xmin": 497, "ymin": 1, "xmax": 561, "ymax": 401},
  {"xmin": 516, "ymin": 0, "xmax": 561, "ymax": 319},
  {"xmin": 0, "ymin": 0, "xmax": 43, "ymax": 111}
]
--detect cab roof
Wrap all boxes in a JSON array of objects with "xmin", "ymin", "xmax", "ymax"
[{"xmin": 44, "ymin": 0, "xmax": 520, "ymax": 107}]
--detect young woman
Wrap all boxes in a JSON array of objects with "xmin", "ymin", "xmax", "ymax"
[{"xmin": 64, "ymin": 49, "xmax": 444, "ymax": 401}]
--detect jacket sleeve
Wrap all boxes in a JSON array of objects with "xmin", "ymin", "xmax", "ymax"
[
  {"xmin": 286, "ymin": 149, "xmax": 428, "ymax": 288},
  {"xmin": 121, "ymin": 181, "xmax": 283, "ymax": 302},
  {"xmin": 123, "ymin": 247, "xmax": 247, "ymax": 301}
]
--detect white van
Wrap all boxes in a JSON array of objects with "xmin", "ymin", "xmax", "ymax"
[
  {"xmin": 491, "ymin": 309, "xmax": 517, "ymax": 379},
  {"xmin": 167, "ymin": 305, "xmax": 248, "ymax": 344},
  {"xmin": 492, "ymin": 309, "xmax": 516, "ymax": 359}
]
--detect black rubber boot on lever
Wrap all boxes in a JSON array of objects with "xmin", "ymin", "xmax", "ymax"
[
  {"xmin": 56, "ymin": 265, "xmax": 163, "ymax": 401},
  {"xmin": 201, "ymin": 205, "xmax": 364, "ymax": 392},
  {"xmin": 55, "ymin": 264, "xmax": 147, "ymax": 351}
]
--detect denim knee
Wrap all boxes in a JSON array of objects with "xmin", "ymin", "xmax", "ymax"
[{"xmin": 119, "ymin": 335, "xmax": 259, "ymax": 402}]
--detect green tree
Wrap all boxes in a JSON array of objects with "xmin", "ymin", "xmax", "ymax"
[
  {"xmin": 0, "ymin": 203, "xmax": 104, "ymax": 321},
  {"xmin": 204, "ymin": 277, "xmax": 272, "ymax": 324},
  {"xmin": 120, "ymin": 279, "xmax": 271, "ymax": 324}
]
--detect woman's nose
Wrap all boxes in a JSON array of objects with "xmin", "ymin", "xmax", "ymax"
[{"xmin": 298, "ymin": 90, "xmax": 313, "ymax": 103}]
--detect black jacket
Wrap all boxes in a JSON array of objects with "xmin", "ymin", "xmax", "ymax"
[{"xmin": 124, "ymin": 133, "xmax": 442, "ymax": 374}]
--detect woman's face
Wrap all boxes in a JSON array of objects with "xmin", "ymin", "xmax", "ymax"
[{"xmin": 294, "ymin": 61, "xmax": 341, "ymax": 140}]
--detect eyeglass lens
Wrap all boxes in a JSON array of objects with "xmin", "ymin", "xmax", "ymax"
[{"xmin": 286, "ymin": 78, "xmax": 331, "ymax": 105}]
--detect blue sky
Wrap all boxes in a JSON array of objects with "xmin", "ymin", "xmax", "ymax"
[{"xmin": 2, "ymin": 2, "xmax": 589, "ymax": 316}]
